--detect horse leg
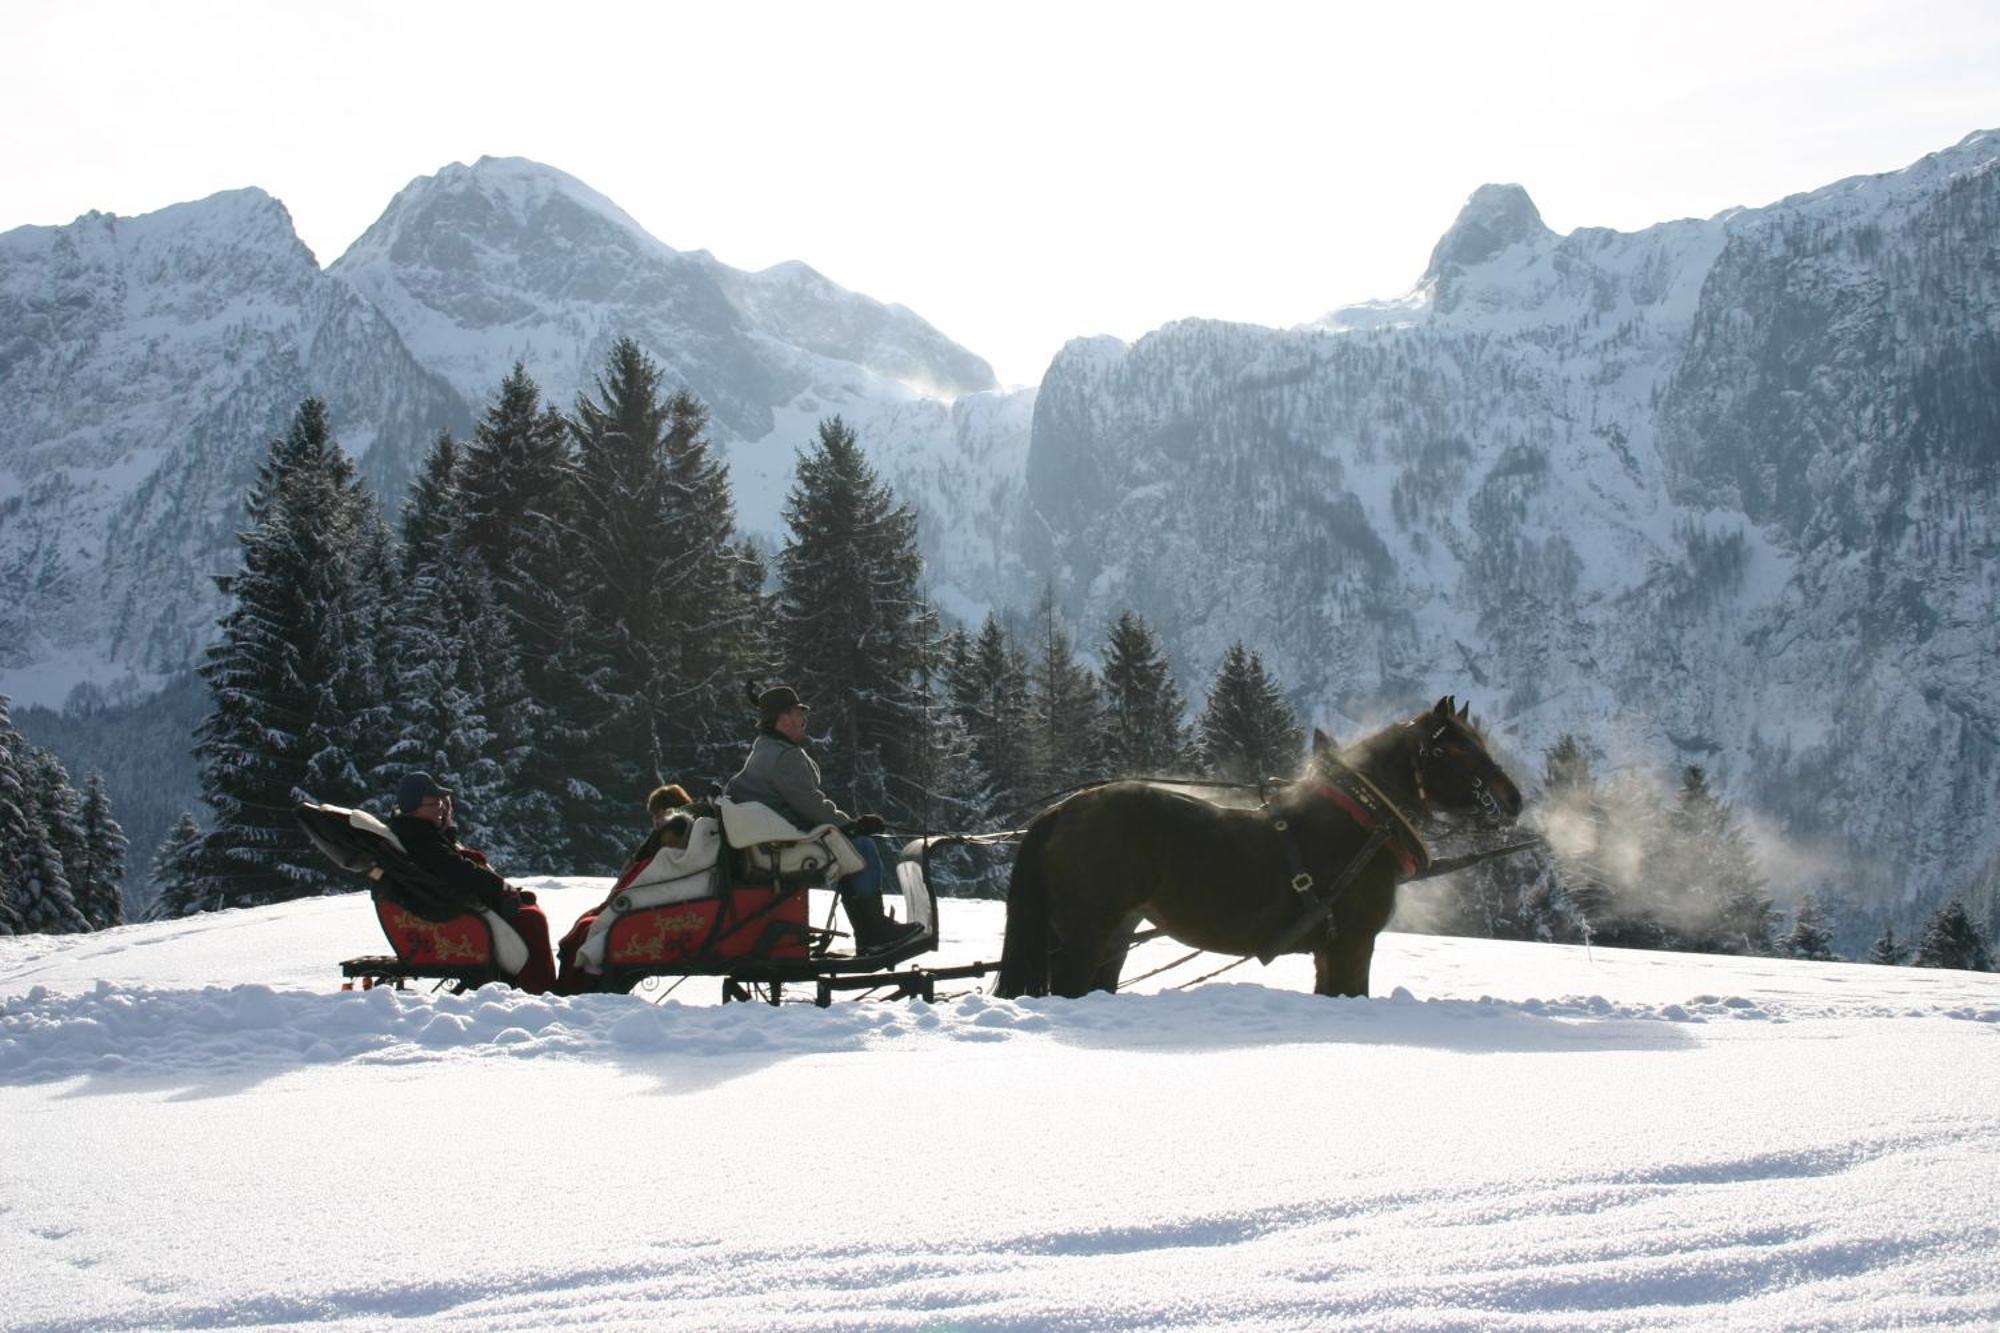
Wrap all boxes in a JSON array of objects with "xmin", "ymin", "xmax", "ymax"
[
  {"xmin": 1089, "ymin": 911, "xmax": 1145, "ymax": 994},
  {"xmin": 1312, "ymin": 930, "xmax": 1376, "ymax": 998},
  {"xmin": 1047, "ymin": 909, "xmax": 1122, "ymax": 997}
]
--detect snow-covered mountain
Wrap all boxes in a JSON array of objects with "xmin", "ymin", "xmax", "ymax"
[
  {"xmin": 0, "ymin": 159, "xmax": 1034, "ymax": 708},
  {"xmin": 1023, "ymin": 130, "xmax": 2000, "ymax": 913},
  {"xmin": 326, "ymin": 156, "xmax": 1032, "ymax": 587},
  {"xmin": 6, "ymin": 135, "xmax": 1999, "ymax": 919},
  {"xmin": 0, "ymin": 188, "xmax": 468, "ymax": 699}
]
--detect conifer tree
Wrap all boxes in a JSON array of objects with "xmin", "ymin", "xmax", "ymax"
[
  {"xmin": 1783, "ymin": 893, "xmax": 1837, "ymax": 962},
  {"xmin": 456, "ymin": 365, "xmax": 578, "ymax": 865},
  {"xmin": 901, "ymin": 635, "xmax": 993, "ymax": 893},
  {"xmin": 1866, "ymin": 923, "xmax": 1908, "ymax": 965},
  {"xmin": 774, "ymin": 416, "xmax": 934, "ymax": 820},
  {"xmin": 379, "ymin": 432, "xmax": 532, "ymax": 859},
  {"xmin": 28, "ymin": 747, "xmax": 91, "ymax": 915},
  {"xmin": 567, "ymin": 339, "xmax": 676, "ymax": 827},
  {"xmin": 0, "ymin": 699, "xmax": 55, "ymax": 933},
  {"xmin": 12, "ymin": 805, "xmax": 89, "ymax": 933},
  {"xmin": 1099, "ymin": 611, "xmax": 1191, "ymax": 776},
  {"xmin": 560, "ymin": 343, "xmax": 769, "ymax": 861},
  {"xmin": 1583, "ymin": 770, "xmax": 1674, "ymax": 949},
  {"xmin": 148, "ymin": 812, "xmax": 212, "ymax": 921},
  {"xmin": 1026, "ymin": 583, "xmax": 1103, "ymax": 793},
  {"xmin": 1660, "ymin": 766, "xmax": 1774, "ymax": 955},
  {"xmin": 1194, "ymin": 643, "xmax": 1305, "ymax": 783},
  {"xmin": 400, "ymin": 429, "xmax": 463, "ymax": 579},
  {"xmin": 652, "ymin": 396, "xmax": 770, "ymax": 785},
  {"xmin": 1913, "ymin": 899, "xmax": 1992, "ymax": 972},
  {"xmin": 74, "ymin": 771, "xmax": 128, "ymax": 929},
  {"xmin": 1512, "ymin": 735, "xmax": 1602, "ymax": 944},
  {"xmin": 949, "ymin": 615, "xmax": 1036, "ymax": 822},
  {"xmin": 193, "ymin": 397, "xmax": 388, "ymax": 908}
]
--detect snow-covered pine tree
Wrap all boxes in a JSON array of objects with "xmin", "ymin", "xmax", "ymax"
[
  {"xmin": 0, "ymin": 696, "xmax": 38, "ymax": 934},
  {"xmin": 377, "ymin": 431, "xmax": 529, "ymax": 860},
  {"xmin": 192, "ymin": 397, "xmax": 388, "ymax": 909},
  {"xmin": 1026, "ymin": 583, "xmax": 1103, "ymax": 794},
  {"xmin": 1661, "ymin": 766, "xmax": 1775, "ymax": 956},
  {"xmin": 303, "ymin": 498, "xmax": 396, "ymax": 814},
  {"xmin": 774, "ymin": 416, "xmax": 934, "ymax": 822},
  {"xmin": 1783, "ymin": 892, "xmax": 1837, "ymax": 961},
  {"xmin": 73, "ymin": 771, "xmax": 128, "ymax": 929},
  {"xmin": 27, "ymin": 747, "xmax": 93, "ymax": 927},
  {"xmin": 1520, "ymin": 733, "xmax": 1602, "ymax": 945},
  {"xmin": 12, "ymin": 804, "xmax": 89, "ymax": 933},
  {"xmin": 147, "ymin": 812, "xmax": 211, "ymax": 921},
  {"xmin": 456, "ymin": 365, "xmax": 577, "ymax": 867},
  {"xmin": 1194, "ymin": 643, "xmax": 1304, "ymax": 784},
  {"xmin": 565, "ymin": 342, "xmax": 771, "ymax": 863},
  {"xmin": 900, "ymin": 635, "xmax": 995, "ymax": 894},
  {"xmin": 1098, "ymin": 611, "xmax": 1191, "ymax": 777},
  {"xmin": 1913, "ymin": 899, "xmax": 1993, "ymax": 972},
  {"xmin": 949, "ymin": 615, "xmax": 1037, "ymax": 824},
  {"xmin": 6, "ymin": 722, "xmax": 89, "ymax": 934},
  {"xmin": 650, "ymin": 391, "xmax": 769, "ymax": 786},
  {"xmin": 1866, "ymin": 922, "xmax": 1910, "ymax": 966}
]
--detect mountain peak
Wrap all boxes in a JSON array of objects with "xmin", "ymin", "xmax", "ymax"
[
  {"xmin": 1424, "ymin": 183, "xmax": 1552, "ymax": 280},
  {"xmin": 333, "ymin": 156, "xmax": 674, "ymax": 272}
]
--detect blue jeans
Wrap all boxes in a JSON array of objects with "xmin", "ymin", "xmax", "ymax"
[{"xmin": 838, "ymin": 836, "xmax": 885, "ymax": 898}]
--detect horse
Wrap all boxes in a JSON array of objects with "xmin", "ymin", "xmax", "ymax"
[{"xmin": 992, "ymin": 696, "xmax": 1524, "ymax": 999}]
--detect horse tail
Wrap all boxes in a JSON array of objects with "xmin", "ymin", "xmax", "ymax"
[{"xmin": 993, "ymin": 808, "xmax": 1061, "ymax": 999}]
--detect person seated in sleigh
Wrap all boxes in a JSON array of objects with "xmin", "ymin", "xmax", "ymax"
[
  {"xmin": 630, "ymin": 783, "xmax": 697, "ymax": 862},
  {"xmin": 723, "ymin": 683, "xmax": 921, "ymax": 954},
  {"xmin": 385, "ymin": 773, "xmax": 558, "ymax": 993},
  {"xmin": 552, "ymin": 782, "xmax": 701, "ymax": 995}
]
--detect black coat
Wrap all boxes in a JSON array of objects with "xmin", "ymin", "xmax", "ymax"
[{"xmin": 387, "ymin": 814, "xmax": 515, "ymax": 916}]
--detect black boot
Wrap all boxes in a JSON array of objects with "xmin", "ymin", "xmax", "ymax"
[{"xmin": 844, "ymin": 892, "xmax": 923, "ymax": 954}]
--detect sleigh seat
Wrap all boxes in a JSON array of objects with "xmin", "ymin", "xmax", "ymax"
[{"xmin": 297, "ymin": 802, "xmax": 531, "ymax": 992}]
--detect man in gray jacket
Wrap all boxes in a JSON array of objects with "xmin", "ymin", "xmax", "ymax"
[{"xmin": 725, "ymin": 684, "xmax": 921, "ymax": 953}]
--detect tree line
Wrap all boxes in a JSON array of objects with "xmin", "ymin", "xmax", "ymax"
[
  {"xmin": 121, "ymin": 338, "xmax": 1308, "ymax": 915},
  {"xmin": 6, "ymin": 334, "xmax": 1994, "ymax": 976},
  {"xmin": 0, "ymin": 696, "xmax": 128, "ymax": 934}
]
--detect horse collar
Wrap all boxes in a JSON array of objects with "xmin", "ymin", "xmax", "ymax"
[{"xmin": 1310, "ymin": 761, "xmax": 1432, "ymax": 878}]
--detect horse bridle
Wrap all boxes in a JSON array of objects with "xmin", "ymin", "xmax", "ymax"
[{"xmin": 1407, "ymin": 718, "xmax": 1508, "ymax": 827}]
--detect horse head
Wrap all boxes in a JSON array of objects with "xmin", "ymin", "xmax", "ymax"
[
  {"xmin": 1314, "ymin": 696, "xmax": 1523, "ymax": 829},
  {"xmin": 1404, "ymin": 696, "xmax": 1522, "ymax": 825}
]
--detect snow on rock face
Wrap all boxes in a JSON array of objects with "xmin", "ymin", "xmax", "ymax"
[
  {"xmin": 1023, "ymin": 131, "xmax": 2000, "ymax": 915},
  {"xmin": 330, "ymin": 156, "xmax": 997, "ymax": 441},
  {"xmin": 0, "ymin": 190, "xmax": 466, "ymax": 699},
  {"xmin": 1423, "ymin": 182, "xmax": 1553, "ymax": 281},
  {"xmin": 0, "ymin": 159, "xmax": 1026, "ymax": 707}
]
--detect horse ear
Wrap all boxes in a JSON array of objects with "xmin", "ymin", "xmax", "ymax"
[
  {"xmin": 1433, "ymin": 695, "xmax": 1453, "ymax": 718},
  {"xmin": 1312, "ymin": 727, "xmax": 1332, "ymax": 754},
  {"xmin": 1457, "ymin": 699, "xmax": 1470, "ymax": 721}
]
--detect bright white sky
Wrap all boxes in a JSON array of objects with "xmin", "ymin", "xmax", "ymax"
[{"xmin": 4, "ymin": 1, "xmax": 1998, "ymax": 385}]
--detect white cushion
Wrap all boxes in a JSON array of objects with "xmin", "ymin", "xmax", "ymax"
[
  {"xmin": 576, "ymin": 818, "xmax": 725, "ymax": 974},
  {"xmin": 718, "ymin": 798, "xmax": 866, "ymax": 880}
]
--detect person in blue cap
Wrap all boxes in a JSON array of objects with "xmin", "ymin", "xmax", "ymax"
[{"xmin": 386, "ymin": 773, "xmax": 557, "ymax": 992}]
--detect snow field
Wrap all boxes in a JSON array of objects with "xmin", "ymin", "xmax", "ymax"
[{"xmin": 3, "ymin": 882, "xmax": 1998, "ymax": 1330}]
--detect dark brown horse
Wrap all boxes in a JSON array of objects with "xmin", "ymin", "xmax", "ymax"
[{"xmin": 993, "ymin": 697, "xmax": 1523, "ymax": 999}]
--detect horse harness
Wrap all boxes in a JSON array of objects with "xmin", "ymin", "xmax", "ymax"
[{"xmin": 1254, "ymin": 749, "xmax": 1433, "ymax": 964}]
